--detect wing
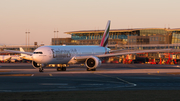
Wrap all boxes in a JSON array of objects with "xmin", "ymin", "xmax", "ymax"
[
  {"xmin": 3, "ymin": 50, "xmax": 33, "ymax": 56},
  {"xmin": 74, "ymin": 49, "xmax": 171, "ymax": 60},
  {"xmin": 97, "ymin": 49, "xmax": 172, "ymax": 58},
  {"xmin": 110, "ymin": 48, "xmax": 134, "ymax": 53}
]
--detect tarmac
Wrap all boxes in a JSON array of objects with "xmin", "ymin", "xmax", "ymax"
[{"xmin": 0, "ymin": 63, "xmax": 180, "ymax": 92}]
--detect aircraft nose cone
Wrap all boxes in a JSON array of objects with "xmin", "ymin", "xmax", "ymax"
[{"xmin": 32, "ymin": 54, "xmax": 41, "ymax": 63}]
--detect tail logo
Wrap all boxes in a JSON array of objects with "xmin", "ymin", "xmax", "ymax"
[{"xmin": 100, "ymin": 20, "xmax": 110, "ymax": 47}]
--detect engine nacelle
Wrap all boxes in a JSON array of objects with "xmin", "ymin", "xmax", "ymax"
[
  {"xmin": 85, "ymin": 56, "xmax": 101, "ymax": 70},
  {"xmin": 32, "ymin": 61, "xmax": 41, "ymax": 69}
]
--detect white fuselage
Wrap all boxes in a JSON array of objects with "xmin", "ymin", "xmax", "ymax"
[
  {"xmin": 10, "ymin": 55, "xmax": 22, "ymax": 62},
  {"xmin": 0, "ymin": 55, "xmax": 22, "ymax": 62},
  {"xmin": 0, "ymin": 55, "xmax": 11, "ymax": 61},
  {"xmin": 32, "ymin": 45, "xmax": 110, "ymax": 64}
]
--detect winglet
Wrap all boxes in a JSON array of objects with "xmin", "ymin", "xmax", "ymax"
[{"xmin": 100, "ymin": 20, "xmax": 110, "ymax": 47}]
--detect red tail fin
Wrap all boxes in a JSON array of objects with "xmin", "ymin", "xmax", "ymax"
[{"xmin": 100, "ymin": 20, "xmax": 110, "ymax": 47}]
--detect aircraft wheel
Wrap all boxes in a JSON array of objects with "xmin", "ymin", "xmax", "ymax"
[
  {"xmin": 39, "ymin": 68, "xmax": 43, "ymax": 72},
  {"xmin": 90, "ymin": 68, "xmax": 96, "ymax": 71},
  {"xmin": 62, "ymin": 67, "xmax": 66, "ymax": 71},
  {"xmin": 57, "ymin": 67, "xmax": 62, "ymax": 71},
  {"xmin": 87, "ymin": 68, "xmax": 91, "ymax": 71},
  {"xmin": 87, "ymin": 68, "xmax": 96, "ymax": 71}
]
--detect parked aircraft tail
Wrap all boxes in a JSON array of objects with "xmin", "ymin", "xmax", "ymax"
[{"xmin": 20, "ymin": 47, "xmax": 27, "ymax": 57}]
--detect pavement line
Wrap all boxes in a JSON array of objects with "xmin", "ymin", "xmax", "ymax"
[
  {"xmin": 94, "ymin": 73, "xmax": 137, "ymax": 87},
  {"xmin": 131, "ymin": 77, "xmax": 161, "ymax": 79},
  {"xmin": 40, "ymin": 83, "xmax": 68, "ymax": 86},
  {"xmin": 0, "ymin": 74, "xmax": 32, "ymax": 76},
  {"xmin": 116, "ymin": 77, "xmax": 137, "ymax": 86},
  {"xmin": 0, "ymin": 70, "xmax": 12, "ymax": 72},
  {"xmin": 81, "ymin": 84, "xmax": 104, "ymax": 86},
  {"xmin": 58, "ymin": 78, "xmax": 122, "ymax": 84},
  {"xmin": 167, "ymin": 72, "xmax": 180, "ymax": 75},
  {"xmin": 58, "ymin": 87, "xmax": 76, "ymax": 89}
]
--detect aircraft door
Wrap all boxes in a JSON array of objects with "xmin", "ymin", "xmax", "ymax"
[{"xmin": 51, "ymin": 49, "xmax": 56, "ymax": 58}]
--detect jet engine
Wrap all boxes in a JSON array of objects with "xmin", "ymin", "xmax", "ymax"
[
  {"xmin": 32, "ymin": 61, "xmax": 41, "ymax": 69},
  {"xmin": 85, "ymin": 56, "xmax": 101, "ymax": 71}
]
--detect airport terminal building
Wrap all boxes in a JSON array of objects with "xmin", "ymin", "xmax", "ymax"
[
  {"xmin": 52, "ymin": 28, "xmax": 180, "ymax": 50},
  {"xmin": 1, "ymin": 28, "xmax": 180, "ymax": 52},
  {"xmin": 1, "ymin": 27, "xmax": 180, "ymax": 64}
]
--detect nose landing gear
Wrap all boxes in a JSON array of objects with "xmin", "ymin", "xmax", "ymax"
[
  {"xmin": 39, "ymin": 68, "xmax": 44, "ymax": 72},
  {"xmin": 39, "ymin": 64, "xmax": 45, "ymax": 72}
]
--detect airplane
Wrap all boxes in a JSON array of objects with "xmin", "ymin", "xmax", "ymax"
[
  {"xmin": 19, "ymin": 47, "xmax": 33, "ymax": 60},
  {"xmin": 0, "ymin": 55, "xmax": 11, "ymax": 63},
  {"xmin": 0, "ymin": 48, "xmax": 29, "ymax": 63},
  {"xmin": 0, "ymin": 54, "xmax": 22, "ymax": 63},
  {"xmin": 4, "ymin": 20, "xmax": 171, "ymax": 72},
  {"xmin": 10, "ymin": 55, "xmax": 22, "ymax": 62}
]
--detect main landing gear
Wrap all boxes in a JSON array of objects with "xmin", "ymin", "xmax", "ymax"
[
  {"xmin": 87, "ymin": 68, "xmax": 96, "ymax": 71},
  {"xmin": 57, "ymin": 67, "xmax": 66, "ymax": 71},
  {"xmin": 57, "ymin": 64, "xmax": 67, "ymax": 71}
]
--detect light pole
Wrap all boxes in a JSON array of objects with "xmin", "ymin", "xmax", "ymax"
[
  {"xmin": 57, "ymin": 30, "xmax": 59, "ymax": 45},
  {"xmin": 25, "ymin": 32, "xmax": 27, "ymax": 49},
  {"xmin": 57, "ymin": 30, "xmax": 59, "ymax": 38},
  {"xmin": 54, "ymin": 30, "xmax": 56, "ymax": 45},
  {"xmin": 25, "ymin": 30, "xmax": 30, "ymax": 52},
  {"xmin": 28, "ymin": 32, "xmax": 30, "ymax": 52},
  {"xmin": 167, "ymin": 32, "xmax": 171, "ymax": 54},
  {"xmin": 54, "ymin": 29, "xmax": 59, "ymax": 45}
]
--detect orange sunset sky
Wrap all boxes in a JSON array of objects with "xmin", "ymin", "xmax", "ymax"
[{"xmin": 1, "ymin": 0, "xmax": 180, "ymax": 45}]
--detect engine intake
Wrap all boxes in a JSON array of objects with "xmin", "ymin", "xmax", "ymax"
[
  {"xmin": 85, "ymin": 56, "xmax": 101, "ymax": 70},
  {"xmin": 32, "ymin": 61, "xmax": 41, "ymax": 68}
]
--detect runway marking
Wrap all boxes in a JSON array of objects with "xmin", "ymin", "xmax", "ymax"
[
  {"xmin": 49, "ymin": 74, "xmax": 53, "ymax": 76},
  {"xmin": 58, "ymin": 86, "xmax": 76, "ymax": 89},
  {"xmin": 40, "ymin": 83, "xmax": 68, "ymax": 86},
  {"xmin": 0, "ymin": 70, "xmax": 11, "ymax": 72},
  {"xmin": 167, "ymin": 72, "xmax": 180, "ymax": 75},
  {"xmin": 94, "ymin": 73, "xmax": 137, "ymax": 87},
  {"xmin": 43, "ymin": 78, "xmax": 123, "ymax": 84},
  {"xmin": 129, "ymin": 77, "xmax": 161, "ymax": 79},
  {"xmin": 0, "ymin": 74, "xmax": 32, "ymax": 76},
  {"xmin": 81, "ymin": 84, "xmax": 104, "ymax": 86},
  {"xmin": 147, "ymin": 73, "xmax": 166, "ymax": 76}
]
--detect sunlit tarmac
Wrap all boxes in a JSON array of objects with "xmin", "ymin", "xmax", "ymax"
[
  {"xmin": 1, "ymin": 63, "xmax": 180, "ymax": 74},
  {"xmin": 0, "ymin": 63, "xmax": 180, "ymax": 92}
]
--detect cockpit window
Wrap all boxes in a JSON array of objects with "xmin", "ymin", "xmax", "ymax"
[{"xmin": 33, "ymin": 52, "xmax": 43, "ymax": 54}]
